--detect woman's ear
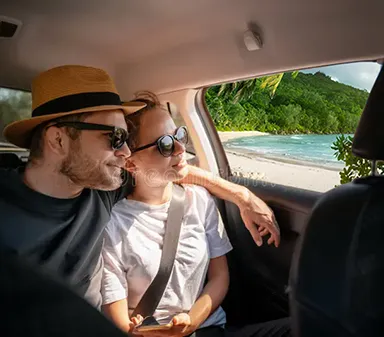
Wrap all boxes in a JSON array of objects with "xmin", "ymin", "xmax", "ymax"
[{"xmin": 125, "ymin": 158, "xmax": 137, "ymax": 175}]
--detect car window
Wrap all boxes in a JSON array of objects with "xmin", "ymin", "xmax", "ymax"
[
  {"xmin": 205, "ymin": 62, "xmax": 381, "ymax": 192},
  {"xmin": 0, "ymin": 87, "xmax": 32, "ymax": 146}
]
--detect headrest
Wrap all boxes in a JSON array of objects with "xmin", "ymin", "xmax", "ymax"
[
  {"xmin": 0, "ymin": 153, "xmax": 23, "ymax": 169},
  {"xmin": 352, "ymin": 65, "xmax": 384, "ymax": 160},
  {"xmin": 290, "ymin": 177, "xmax": 384, "ymax": 336}
]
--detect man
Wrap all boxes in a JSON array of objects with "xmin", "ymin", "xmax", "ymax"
[{"xmin": 0, "ymin": 65, "xmax": 279, "ymax": 309}]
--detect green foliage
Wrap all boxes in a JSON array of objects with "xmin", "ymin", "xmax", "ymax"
[
  {"xmin": 218, "ymin": 71, "xmax": 299, "ymax": 103},
  {"xmin": 206, "ymin": 71, "xmax": 369, "ymax": 135},
  {"xmin": 259, "ymin": 71, "xmax": 298, "ymax": 98},
  {"xmin": 0, "ymin": 88, "xmax": 32, "ymax": 142},
  {"xmin": 331, "ymin": 135, "xmax": 384, "ymax": 184},
  {"xmin": 259, "ymin": 73, "xmax": 285, "ymax": 98},
  {"xmin": 218, "ymin": 78, "xmax": 260, "ymax": 104}
]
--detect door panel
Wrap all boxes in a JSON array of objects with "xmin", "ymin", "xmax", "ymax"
[{"xmin": 221, "ymin": 177, "xmax": 321, "ymax": 326}]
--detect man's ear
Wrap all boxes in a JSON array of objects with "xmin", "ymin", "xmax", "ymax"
[
  {"xmin": 125, "ymin": 158, "xmax": 137, "ymax": 174},
  {"xmin": 45, "ymin": 127, "xmax": 68, "ymax": 155}
]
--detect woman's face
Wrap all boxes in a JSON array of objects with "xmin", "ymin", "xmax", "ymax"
[{"xmin": 127, "ymin": 107, "xmax": 189, "ymax": 187}]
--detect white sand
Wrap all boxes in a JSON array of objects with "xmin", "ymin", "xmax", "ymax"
[
  {"xmin": 217, "ymin": 131, "xmax": 269, "ymax": 142},
  {"xmin": 218, "ymin": 131, "xmax": 341, "ymax": 192}
]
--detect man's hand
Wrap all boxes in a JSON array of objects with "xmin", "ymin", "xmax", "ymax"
[
  {"xmin": 178, "ymin": 165, "xmax": 280, "ymax": 248},
  {"xmin": 238, "ymin": 188, "xmax": 280, "ymax": 247},
  {"xmin": 133, "ymin": 313, "xmax": 193, "ymax": 337}
]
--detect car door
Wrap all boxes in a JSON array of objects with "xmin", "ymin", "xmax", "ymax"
[{"xmin": 221, "ymin": 179, "xmax": 320, "ymax": 326}]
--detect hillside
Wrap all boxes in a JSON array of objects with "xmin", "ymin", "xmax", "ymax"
[{"xmin": 205, "ymin": 72, "xmax": 369, "ymax": 134}]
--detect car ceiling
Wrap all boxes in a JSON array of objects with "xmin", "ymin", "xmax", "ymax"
[{"xmin": 1, "ymin": 0, "xmax": 384, "ymax": 99}]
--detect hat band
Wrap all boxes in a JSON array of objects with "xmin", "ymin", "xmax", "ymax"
[{"xmin": 32, "ymin": 92, "xmax": 122, "ymax": 117}]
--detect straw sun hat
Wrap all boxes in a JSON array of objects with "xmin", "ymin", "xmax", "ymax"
[{"xmin": 3, "ymin": 65, "xmax": 146, "ymax": 148}]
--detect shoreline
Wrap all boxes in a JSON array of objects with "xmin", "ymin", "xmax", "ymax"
[
  {"xmin": 217, "ymin": 131, "xmax": 269, "ymax": 142},
  {"xmin": 218, "ymin": 131, "xmax": 342, "ymax": 171},
  {"xmin": 223, "ymin": 146, "xmax": 342, "ymax": 172},
  {"xmin": 217, "ymin": 131, "xmax": 341, "ymax": 192}
]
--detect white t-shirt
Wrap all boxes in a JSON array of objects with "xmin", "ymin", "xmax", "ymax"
[{"xmin": 101, "ymin": 185, "xmax": 233, "ymax": 328}]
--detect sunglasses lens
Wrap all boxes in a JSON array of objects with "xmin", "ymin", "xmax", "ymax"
[
  {"xmin": 159, "ymin": 135, "xmax": 174, "ymax": 157},
  {"xmin": 176, "ymin": 127, "xmax": 188, "ymax": 145},
  {"xmin": 112, "ymin": 128, "xmax": 128, "ymax": 149}
]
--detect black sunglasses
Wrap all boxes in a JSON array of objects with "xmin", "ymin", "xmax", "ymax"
[
  {"xmin": 132, "ymin": 126, "xmax": 188, "ymax": 157},
  {"xmin": 48, "ymin": 121, "xmax": 129, "ymax": 150}
]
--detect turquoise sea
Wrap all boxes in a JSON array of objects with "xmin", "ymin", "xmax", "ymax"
[{"xmin": 224, "ymin": 134, "xmax": 352, "ymax": 169}]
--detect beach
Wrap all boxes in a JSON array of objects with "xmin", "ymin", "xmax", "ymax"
[
  {"xmin": 218, "ymin": 131, "xmax": 340, "ymax": 192},
  {"xmin": 217, "ymin": 131, "xmax": 269, "ymax": 142}
]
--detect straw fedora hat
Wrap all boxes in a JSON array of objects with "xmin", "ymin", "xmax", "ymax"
[{"xmin": 3, "ymin": 65, "xmax": 146, "ymax": 149}]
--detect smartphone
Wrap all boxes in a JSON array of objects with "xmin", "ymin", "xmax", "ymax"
[{"xmin": 135, "ymin": 316, "xmax": 173, "ymax": 333}]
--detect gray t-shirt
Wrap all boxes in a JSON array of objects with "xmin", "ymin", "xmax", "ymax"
[{"xmin": 0, "ymin": 168, "xmax": 130, "ymax": 308}]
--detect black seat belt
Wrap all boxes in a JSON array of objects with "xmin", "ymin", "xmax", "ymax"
[{"xmin": 132, "ymin": 184, "xmax": 185, "ymax": 318}]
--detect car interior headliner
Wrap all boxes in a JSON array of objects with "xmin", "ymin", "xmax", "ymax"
[{"xmin": 1, "ymin": 0, "xmax": 384, "ymax": 99}]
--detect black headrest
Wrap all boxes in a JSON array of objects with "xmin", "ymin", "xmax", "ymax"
[
  {"xmin": 0, "ymin": 153, "xmax": 23, "ymax": 169},
  {"xmin": 290, "ymin": 177, "xmax": 384, "ymax": 336},
  {"xmin": 352, "ymin": 65, "xmax": 384, "ymax": 160}
]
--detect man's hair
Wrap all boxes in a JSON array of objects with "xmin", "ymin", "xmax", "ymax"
[
  {"xmin": 126, "ymin": 91, "xmax": 169, "ymax": 151},
  {"xmin": 29, "ymin": 112, "xmax": 93, "ymax": 162}
]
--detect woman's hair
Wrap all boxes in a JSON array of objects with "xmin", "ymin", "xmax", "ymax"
[{"xmin": 126, "ymin": 91, "xmax": 169, "ymax": 151}]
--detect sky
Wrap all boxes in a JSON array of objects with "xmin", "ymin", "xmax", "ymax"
[{"xmin": 301, "ymin": 62, "xmax": 382, "ymax": 92}]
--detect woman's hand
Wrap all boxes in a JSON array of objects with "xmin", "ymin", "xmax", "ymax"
[
  {"xmin": 133, "ymin": 313, "xmax": 193, "ymax": 337},
  {"xmin": 129, "ymin": 315, "xmax": 144, "ymax": 331},
  {"xmin": 102, "ymin": 299, "xmax": 144, "ymax": 334}
]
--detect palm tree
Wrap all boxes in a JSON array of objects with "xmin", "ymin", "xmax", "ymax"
[
  {"xmin": 218, "ymin": 71, "xmax": 299, "ymax": 103},
  {"xmin": 260, "ymin": 71, "xmax": 299, "ymax": 97},
  {"xmin": 218, "ymin": 78, "xmax": 259, "ymax": 104}
]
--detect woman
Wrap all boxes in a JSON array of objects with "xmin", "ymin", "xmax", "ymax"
[{"xmin": 101, "ymin": 93, "xmax": 232, "ymax": 337}]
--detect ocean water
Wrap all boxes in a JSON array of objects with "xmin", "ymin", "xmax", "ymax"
[{"xmin": 225, "ymin": 134, "xmax": 351, "ymax": 168}]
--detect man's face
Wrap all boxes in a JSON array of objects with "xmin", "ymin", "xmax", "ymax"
[{"xmin": 60, "ymin": 110, "xmax": 131, "ymax": 191}]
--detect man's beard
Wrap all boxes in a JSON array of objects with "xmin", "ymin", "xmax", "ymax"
[{"xmin": 60, "ymin": 146, "xmax": 123, "ymax": 191}]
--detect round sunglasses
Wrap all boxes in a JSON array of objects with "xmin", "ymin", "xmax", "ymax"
[
  {"xmin": 132, "ymin": 126, "xmax": 188, "ymax": 157},
  {"xmin": 49, "ymin": 121, "xmax": 129, "ymax": 150}
]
